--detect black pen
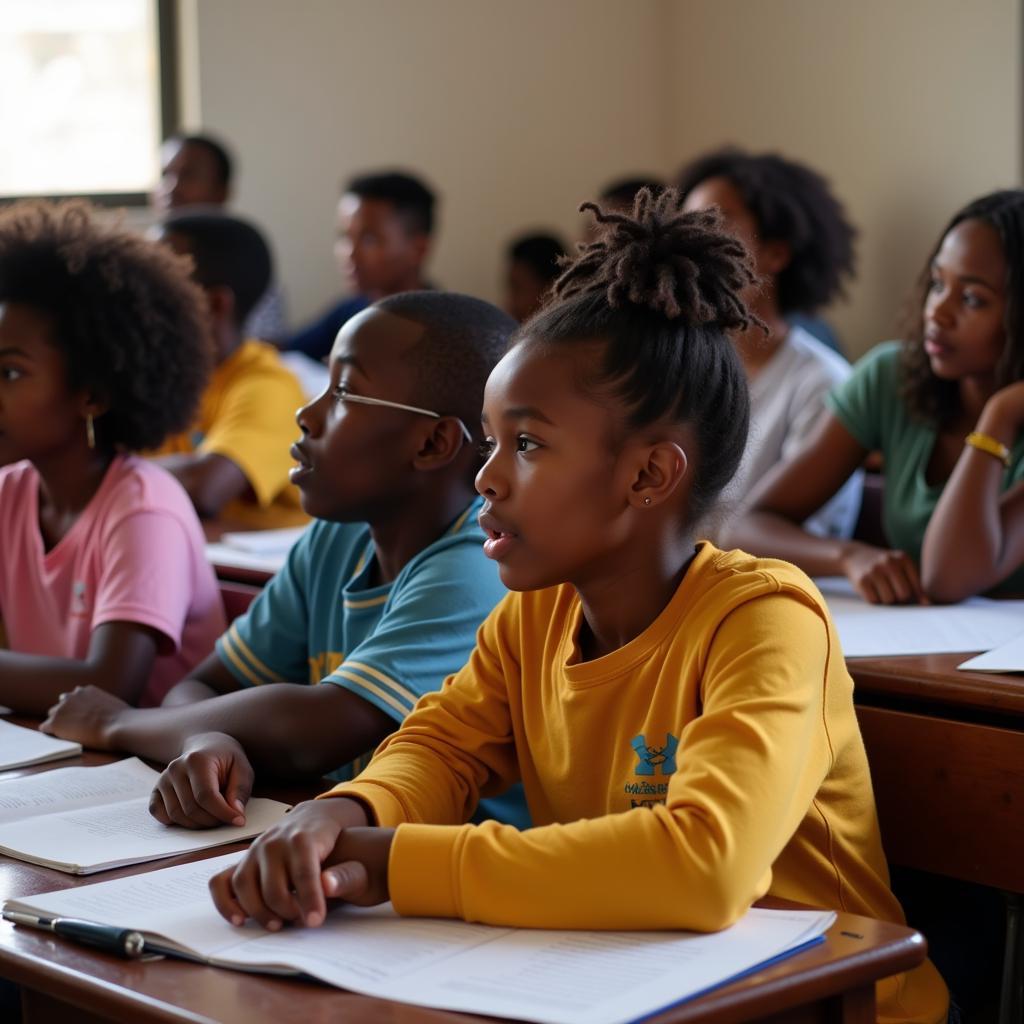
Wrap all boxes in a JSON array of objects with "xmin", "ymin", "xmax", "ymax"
[{"xmin": 2, "ymin": 909, "xmax": 147, "ymax": 958}]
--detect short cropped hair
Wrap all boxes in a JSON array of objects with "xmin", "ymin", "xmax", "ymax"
[
  {"xmin": 344, "ymin": 171, "xmax": 436, "ymax": 236},
  {"xmin": 377, "ymin": 291, "xmax": 516, "ymax": 443},
  {"xmin": 165, "ymin": 133, "xmax": 234, "ymax": 190},
  {"xmin": 161, "ymin": 210, "xmax": 273, "ymax": 325},
  {"xmin": 676, "ymin": 148, "xmax": 855, "ymax": 315},
  {"xmin": 0, "ymin": 200, "xmax": 211, "ymax": 452},
  {"xmin": 508, "ymin": 233, "xmax": 567, "ymax": 285}
]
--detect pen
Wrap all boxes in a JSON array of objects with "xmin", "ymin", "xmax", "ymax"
[{"xmin": 2, "ymin": 909, "xmax": 147, "ymax": 958}]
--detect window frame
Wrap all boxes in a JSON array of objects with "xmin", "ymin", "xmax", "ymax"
[{"xmin": 0, "ymin": 0, "xmax": 179, "ymax": 208}]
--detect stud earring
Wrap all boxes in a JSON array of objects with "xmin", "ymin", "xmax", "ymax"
[
  {"xmin": 86, "ymin": 414, "xmax": 96, "ymax": 450},
  {"xmin": 643, "ymin": 496, "xmax": 652, "ymax": 506}
]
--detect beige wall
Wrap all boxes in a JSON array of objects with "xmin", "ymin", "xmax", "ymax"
[
  {"xmin": 184, "ymin": 0, "xmax": 1021, "ymax": 352},
  {"xmin": 667, "ymin": 0, "xmax": 1022, "ymax": 355},
  {"xmin": 184, "ymin": 0, "xmax": 672, "ymax": 328}
]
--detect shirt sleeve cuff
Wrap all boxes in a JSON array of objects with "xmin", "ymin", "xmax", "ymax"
[
  {"xmin": 389, "ymin": 823, "xmax": 465, "ymax": 919},
  {"xmin": 315, "ymin": 781, "xmax": 410, "ymax": 827}
]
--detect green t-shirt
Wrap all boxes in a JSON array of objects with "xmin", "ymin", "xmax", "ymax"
[{"xmin": 826, "ymin": 341, "xmax": 1024, "ymax": 595}]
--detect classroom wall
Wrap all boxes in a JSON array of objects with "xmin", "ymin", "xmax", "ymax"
[
  {"xmin": 182, "ymin": 0, "xmax": 672, "ymax": 330},
  {"xmin": 665, "ymin": 0, "xmax": 1022, "ymax": 356},
  {"xmin": 183, "ymin": 0, "xmax": 1021, "ymax": 353}
]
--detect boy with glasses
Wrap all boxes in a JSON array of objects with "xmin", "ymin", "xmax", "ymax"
[{"xmin": 43, "ymin": 293, "xmax": 528, "ymax": 831}]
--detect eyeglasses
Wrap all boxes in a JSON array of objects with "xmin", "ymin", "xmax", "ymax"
[{"xmin": 333, "ymin": 388, "xmax": 474, "ymax": 444}]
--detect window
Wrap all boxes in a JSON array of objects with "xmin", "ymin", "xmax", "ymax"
[{"xmin": 0, "ymin": 0, "xmax": 176, "ymax": 203}]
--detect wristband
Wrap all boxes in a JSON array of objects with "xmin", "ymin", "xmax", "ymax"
[{"xmin": 965, "ymin": 431, "xmax": 1010, "ymax": 467}]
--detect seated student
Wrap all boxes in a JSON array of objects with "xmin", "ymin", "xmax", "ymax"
[
  {"xmin": 677, "ymin": 148, "xmax": 861, "ymax": 543},
  {"xmin": 152, "ymin": 210, "xmax": 308, "ymax": 528},
  {"xmin": 503, "ymin": 232, "xmax": 567, "ymax": 322},
  {"xmin": 0, "ymin": 200, "xmax": 225, "ymax": 713},
  {"xmin": 204, "ymin": 191, "xmax": 948, "ymax": 1024},
  {"xmin": 43, "ymin": 293, "xmax": 528, "ymax": 829},
  {"xmin": 156, "ymin": 132, "xmax": 287, "ymax": 343},
  {"xmin": 728, "ymin": 189, "xmax": 1024, "ymax": 604},
  {"xmin": 282, "ymin": 171, "xmax": 436, "ymax": 362}
]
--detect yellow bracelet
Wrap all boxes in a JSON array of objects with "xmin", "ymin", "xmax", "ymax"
[{"xmin": 965, "ymin": 431, "xmax": 1010, "ymax": 467}]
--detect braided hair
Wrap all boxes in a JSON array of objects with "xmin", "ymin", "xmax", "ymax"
[
  {"xmin": 520, "ymin": 187, "xmax": 760, "ymax": 524},
  {"xmin": 901, "ymin": 189, "xmax": 1024, "ymax": 427}
]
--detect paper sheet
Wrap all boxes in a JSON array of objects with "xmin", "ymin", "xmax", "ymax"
[
  {"xmin": 958, "ymin": 632, "xmax": 1024, "ymax": 672},
  {"xmin": 204, "ymin": 542, "xmax": 288, "ymax": 575},
  {"xmin": 220, "ymin": 526, "xmax": 308, "ymax": 555},
  {"xmin": 815, "ymin": 577, "xmax": 1024, "ymax": 657},
  {"xmin": 0, "ymin": 719, "xmax": 81, "ymax": 772},
  {"xmin": 7, "ymin": 854, "xmax": 835, "ymax": 1024}
]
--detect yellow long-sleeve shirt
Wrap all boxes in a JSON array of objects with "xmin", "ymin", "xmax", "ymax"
[{"xmin": 327, "ymin": 544, "xmax": 947, "ymax": 1024}]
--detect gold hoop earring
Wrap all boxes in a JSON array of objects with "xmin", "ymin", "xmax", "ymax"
[{"xmin": 86, "ymin": 414, "xmax": 96, "ymax": 450}]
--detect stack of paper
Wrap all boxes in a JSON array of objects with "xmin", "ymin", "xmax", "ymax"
[
  {"xmin": 5, "ymin": 852, "xmax": 835, "ymax": 1024},
  {"xmin": 958, "ymin": 634, "xmax": 1024, "ymax": 673}
]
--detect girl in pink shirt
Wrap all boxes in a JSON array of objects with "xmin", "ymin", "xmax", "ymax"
[{"xmin": 0, "ymin": 200, "xmax": 226, "ymax": 711}]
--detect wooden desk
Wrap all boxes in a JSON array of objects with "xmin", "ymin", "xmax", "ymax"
[
  {"xmin": 0, "ymin": 742, "xmax": 925, "ymax": 1024},
  {"xmin": 850, "ymin": 654, "xmax": 1024, "ymax": 893}
]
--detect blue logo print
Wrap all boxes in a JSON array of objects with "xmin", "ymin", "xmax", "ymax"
[{"xmin": 631, "ymin": 733, "xmax": 679, "ymax": 776}]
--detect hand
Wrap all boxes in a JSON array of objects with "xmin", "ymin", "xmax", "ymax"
[
  {"xmin": 208, "ymin": 797, "xmax": 388, "ymax": 929},
  {"xmin": 980, "ymin": 380, "xmax": 1024, "ymax": 436},
  {"xmin": 39, "ymin": 685, "xmax": 129, "ymax": 749},
  {"xmin": 840, "ymin": 542, "xmax": 927, "ymax": 605},
  {"xmin": 149, "ymin": 732, "xmax": 254, "ymax": 829}
]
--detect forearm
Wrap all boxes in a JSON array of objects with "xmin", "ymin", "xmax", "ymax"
[
  {"xmin": 0, "ymin": 653, "xmax": 140, "ymax": 715},
  {"xmin": 922, "ymin": 413, "xmax": 1018, "ymax": 601},
  {"xmin": 161, "ymin": 678, "xmax": 222, "ymax": 707},
  {"xmin": 725, "ymin": 510, "xmax": 856, "ymax": 577}
]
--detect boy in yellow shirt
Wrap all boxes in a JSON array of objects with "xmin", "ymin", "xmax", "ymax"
[{"xmin": 154, "ymin": 210, "xmax": 307, "ymax": 527}]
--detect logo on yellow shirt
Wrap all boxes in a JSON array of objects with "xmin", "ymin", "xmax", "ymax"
[{"xmin": 630, "ymin": 733, "xmax": 679, "ymax": 777}]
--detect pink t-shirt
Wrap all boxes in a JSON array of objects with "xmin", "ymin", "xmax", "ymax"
[{"xmin": 0, "ymin": 456, "xmax": 226, "ymax": 705}]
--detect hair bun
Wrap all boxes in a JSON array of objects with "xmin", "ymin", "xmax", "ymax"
[{"xmin": 555, "ymin": 187, "xmax": 761, "ymax": 331}]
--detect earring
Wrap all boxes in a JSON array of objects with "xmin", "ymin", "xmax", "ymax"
[
  {"xmin": 643, "ymin": 496, "xmax": 652, "ymax": 506},
  {"xmin": 86, "ymin": 414, "xmax": 96, "ymax": 450}
]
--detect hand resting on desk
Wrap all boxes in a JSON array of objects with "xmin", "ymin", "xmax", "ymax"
[
  {"xmin": 40, "ymin": 684, "xmax": 130, "ymax": 749},
  {"xmin": 208, "ymin": 798, "xmax": 393, "ymax": 930},
  {"xmin": 149, "ymin": 732, "xmax": 255, "ymax": 828}
]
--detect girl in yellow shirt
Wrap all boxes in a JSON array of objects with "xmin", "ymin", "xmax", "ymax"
[{"xmin": 209, "ymin": 189, "xmax": 948, "ymax": 1024}]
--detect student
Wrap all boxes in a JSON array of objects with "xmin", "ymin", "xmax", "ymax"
[
  {"xmin": 728, "ymin": 189, "xmax": 1024, "ymax": 604},
  {"xmin": 156, "ymin": 132, "xmax": 287, "ymax": 343},
  {"xmin": 282, "ymin": 172, "xmax": 436, "ymax": 361},
  {"xmin": 677, "ymin": 148, "xmax": 861, "ymax": 542},
  {"xmin": 153, "ymin": 210, "xmax": 308, "ymax": 528},
  {"xmin": 503, "ymin": 232, "xmax": 567, "ymax": 322},
  {"xmin": 205, "ymin": 191, "xmax": 947, "ymax": 1024},
  {"xmin": 43, "ymin": 292, "xmax": 528, "ymax": 830},
  {"xmin": 0, "ymin": 200, "xmax": 225, "ymax": 712}
]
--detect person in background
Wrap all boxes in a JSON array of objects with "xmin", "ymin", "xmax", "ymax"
[
  {"xmin": 677, "ymin": 147, "xmax": 861, "ymax": 542},
  {"xmin": 282, "ymin": 171, "xmax": 437, "ymax": 362},
  {"xmin": 503, "ymin": 232, "xmax": 567, "ymax": 322},
  {"xmin": 0, "ymin": 200, "xmax": 224, "ymax": 712},
  {"xmin": 152, "ymin": 210, "xmax": 308, "ymax": 528},
  {"xmin": 728, "ymin": 188, "xmax": 1024, "ymax": 604},
  {"xmin": 156, "ymin": 132, "xmax": 287, "ymax": 343}
]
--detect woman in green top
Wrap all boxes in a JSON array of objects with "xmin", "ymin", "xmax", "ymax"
[{"xmin": 728, "ymin": 190, "xmax": 1024, "ymax": 604}]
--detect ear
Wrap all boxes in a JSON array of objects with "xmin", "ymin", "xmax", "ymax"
[
  {"xmin": 76, "ymin": 390, "xmax": 110, "ymax": 419},
  {"xmin": 409, "ymin": 232, "xmax": 431, "ymax": 268},
  {"xmin": 205, "ymin": 284, "xmax": 237, "ymax": 326},
  {"xmin": 758, "ymin": 239, "xmax": 791, "ymax": 277},
  {"xmin": 628, "ymin": 441, "xmax": 688, "ymax": 509},
  {"xmin": 410, "ymin": 417, "xmax": 468, "ymax": 472}
]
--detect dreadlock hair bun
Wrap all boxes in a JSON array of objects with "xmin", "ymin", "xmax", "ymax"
[
  {"xmin": 519, "ymin": 187, "xmax": 759, "ymax": 527},
  {"xmin": 555, "ymin": 187, "xmax": 762, "ymax": 330}
]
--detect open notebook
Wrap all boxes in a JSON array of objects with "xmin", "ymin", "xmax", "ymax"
[
  {"xmin": 4, "ymin": 852, "xmax": 835, "ymax": 1024},
  {"xmin": 0, "ymin": 759, "xmax": 289, "ymax": 874}
]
